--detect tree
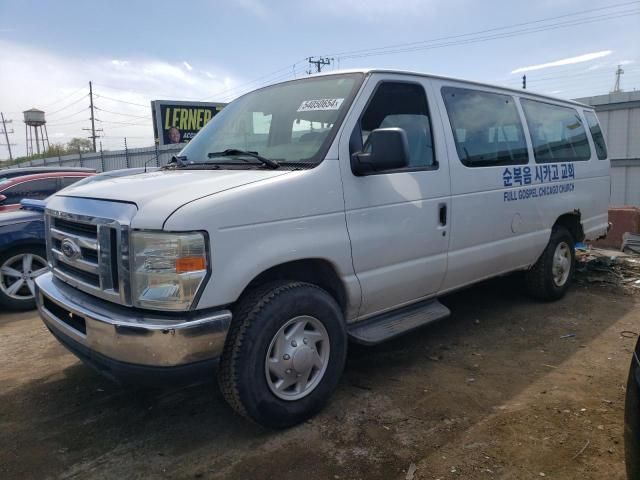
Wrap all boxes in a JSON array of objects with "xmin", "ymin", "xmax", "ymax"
[
  {"xmin": 66, "ymin": 137, "xmax": 93, "ymax": 153},
  {"xmin": 45, "ymin": 143, "xmax": 67, "ymax": 157}
]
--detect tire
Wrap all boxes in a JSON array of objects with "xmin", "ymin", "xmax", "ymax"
[
  {"xmin": 0, "ymin": 245, "xmax": 48, "ymax": 311},
  {"xmin": 525, "ymin": 226, "xmax": 575, "ymax": 301},
  {"xmin": 218, "ymin": 281, "xmax": 347, "ymax": 428}
]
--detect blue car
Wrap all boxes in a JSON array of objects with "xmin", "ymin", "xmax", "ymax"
[
  {"xmin": 0, "ymin": 168, "xmax": 159, "ymax": 310},
  {"xmin": 0, "ymin": 200, "xmax": 47, "ymax": 310}
]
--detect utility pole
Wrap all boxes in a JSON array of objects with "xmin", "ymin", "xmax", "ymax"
[
  {"xmin": 522, "ymin": 74, "xmax": 527, "ymax": 90},
  {"xmin": 307, "ymin": 57, "xmax": 333, "ymax": 74},
  {"xmin": 0, "ymin": 112, "xmax": 15, "ymax": 161},
  {"xmin": 82, "ymin": 81, "xmax": 101, "ymax": 152},
  {"xmin": 612, "ymin": 64, "xmax": 624, "ymax": 93}
]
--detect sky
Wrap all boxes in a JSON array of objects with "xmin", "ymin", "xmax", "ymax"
[{"xmin": 0, "ymin": 0, "xmax": 638, "ymax": 159}]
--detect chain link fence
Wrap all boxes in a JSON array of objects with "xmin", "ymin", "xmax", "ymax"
[{"xmin": 1, "ymin": 144, "xmax": 184, "ymax": 173}]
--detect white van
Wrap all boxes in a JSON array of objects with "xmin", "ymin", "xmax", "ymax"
[{"xmin": 35, "ymin": 69, "xmax": 610, "ymax": 427}]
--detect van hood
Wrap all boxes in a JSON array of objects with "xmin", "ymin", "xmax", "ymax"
[{"xmin": 58, "ymin": 169, "xmax": 291, "ymax": 229}]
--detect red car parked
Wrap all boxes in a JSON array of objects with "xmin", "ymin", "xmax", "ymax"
[{"xmin": 0, "ymin": 172, "xmax": 94, "ymax": 212}]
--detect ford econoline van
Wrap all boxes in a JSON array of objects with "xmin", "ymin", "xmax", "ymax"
[{"xmin": 35, "ymin": 69, "xmax": 610, "ymax": 427}]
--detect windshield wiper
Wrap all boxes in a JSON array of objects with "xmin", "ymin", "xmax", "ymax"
[
  {"xmin": 207, "ymin": 149, "xmax": 280, "ymax": 169},
  {"xmin": 163, "ymin": 154, "xmax": 188, "ymax": 169}
]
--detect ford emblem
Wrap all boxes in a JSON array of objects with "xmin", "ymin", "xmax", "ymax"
[{"xmin": 61, "ymin": 238, "xmax": 81, "ymax": 260}]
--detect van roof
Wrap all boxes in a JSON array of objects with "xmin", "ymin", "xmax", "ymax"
[{"xmin": 304, "ymin": 68, "xmax": 591, "ymax": 108}]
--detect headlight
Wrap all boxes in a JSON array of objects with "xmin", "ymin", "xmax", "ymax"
[{"xmin": 131, "ymin": 231, "xmax": 209, "ymax": 311}]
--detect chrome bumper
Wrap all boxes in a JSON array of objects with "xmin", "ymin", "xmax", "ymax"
[{"xmin": 35, "ymin": 272, "xmax": 232, "ymax": 368}]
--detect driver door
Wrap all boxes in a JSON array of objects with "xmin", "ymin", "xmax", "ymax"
[{"xmin": 339, "ymin": 74, "xmax": 451, "ymax": 319}]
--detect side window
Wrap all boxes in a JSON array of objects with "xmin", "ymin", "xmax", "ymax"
[
  {"xmin": 60, "ymin": 177, "xmax": 82, "ymax": 188},
  {"xmin": 2, "ymin": 178, "xmax": 58, "ymax": 203},
  {"xmin": 584, "ymin": 110, "xmax": 608, "ymax": 160},
  {"xmin": 359, "ymin": 82, "xmax": 436, "ymax": 169},
  {"xmin": 441, "ymin": 87, "xmax": 528, "ymax": 167},
  {"xmin": 520, "ymin": 99, "xmax": 591, "ymax": 163}
]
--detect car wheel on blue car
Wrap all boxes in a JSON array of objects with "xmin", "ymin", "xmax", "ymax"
[{"xmin": 0, "ymin": 245, "xmax": 48, "ymax": 310}]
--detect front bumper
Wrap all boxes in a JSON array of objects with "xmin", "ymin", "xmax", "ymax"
[{"xmin": 35, "ymin": 272, "xmax": 232, "ymax": 373}]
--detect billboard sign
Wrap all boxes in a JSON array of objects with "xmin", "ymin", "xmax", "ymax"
[{"xmin": 151, "ymin": 100, "xmax": 226, "ymax": 146}]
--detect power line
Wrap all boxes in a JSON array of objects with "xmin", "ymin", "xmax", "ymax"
[
  {"xmin": 93, "ymin": 93, "xmax": 149, "ymax": 108},
  {"xmin": 94, "ymin": 106, "xmax": 151, "ymax": 119},
  {"xmin": 46, "ymin": 118, "xmax": 89, "ymax": 127},
  {"xmin": 196, "ymin": 58, "xmax": 308, "ymax": 101},
  {"xmin": 42, "ymin": 86, "xmax": 88, "ymax": 109},
  {"xmin": 324, "ymin": 1, "xmax": 640, "ymax": 59},
  {"xmin": 332, "ymin": 8, "xmax": 640, "ymax": 61},
  {"xmin": 502, "ymin": 67, "xmax": 640, "ymax": 89},
  {"xmin": 46, "ymin": 107, "xmax": 88, "ymax": 123},
  {"xmin": 46, "ymin": 93, "xmax": 89, "ymax": 117},
  {"xmin": 96, "ymin": 118, "xmax": 150, "ymax": 127}
]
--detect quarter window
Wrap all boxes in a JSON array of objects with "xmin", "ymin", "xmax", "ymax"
[
  {"xmin": 441, "ymin": 87, "xmax": 528, "ymax": 167},
  {"xmin": 359, "ymin": 82, "xmax": 436, "ymax": 169},
  {"xmin": 584, "ymin": 110, "xmax": 607, "ymax": 160},
  {"xmin": 520, "ymin": 99, "xmax": 591, "ymax": 163}
]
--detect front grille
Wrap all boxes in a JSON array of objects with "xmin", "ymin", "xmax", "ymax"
[
  {"xmin": 47, "ymin": 208, "xmax": 131, "ymax": 306},
  {"xmin": 53, "ymin": 217, "xmax": 98, "ymax": 238},
  {"xmin": 57, "ymin": 262, "xmax": 100, "ymax": 287}
]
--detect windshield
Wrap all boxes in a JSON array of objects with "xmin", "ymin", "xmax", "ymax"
[{"xmin": 180, "ymin": 73, "xmax": 363, "ymax": 166}]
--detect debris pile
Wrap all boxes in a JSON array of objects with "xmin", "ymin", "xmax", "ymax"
[
  {"xmin": 575, "ymin": 246, "xmax": 640, "ymax": 292},
  {"xmin": 622, "ymin": 232, "xmax": 640, "ymax": 255}
]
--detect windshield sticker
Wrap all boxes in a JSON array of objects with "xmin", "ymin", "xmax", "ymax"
[{"xmin": 297, "ymin": 98, "xmax": 344, "ymax": 112}]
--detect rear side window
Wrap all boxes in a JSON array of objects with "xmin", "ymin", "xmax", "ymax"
[
  {"xmin": 359, "ymin": 82, "xmax": 436, "ymax": 169},
  {"xmin": 441, "ymin": 87, "xmax": 528, "ymax": 167},
  {"xmin": 521, "ymin": 99, "xmax": 591, "ymax": 163},
  {"xmin": 584, "ymin": 110, "xmax": 607, "ymax": 160}
]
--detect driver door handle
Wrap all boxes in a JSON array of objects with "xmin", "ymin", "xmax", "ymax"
[{"xmin": 439, "ymin": 203, "xmax": 447, "ymax": 226}]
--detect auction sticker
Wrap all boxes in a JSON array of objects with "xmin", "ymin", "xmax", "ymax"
[{"xmin": 297, "ymin": 98, "xmax": 344, "ymax": 112}]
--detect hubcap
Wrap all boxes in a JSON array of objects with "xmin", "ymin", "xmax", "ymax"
[
  {"xmin": 552, "ymin": 241, "xmax": 572, "ymax": 287},
  {"xmin": 265, "ymin": 315, "xmax": 330, "ymax": 401},
  {"xmin": 0, "ymin": 253, "xmax": 48, "ymax": 301}
]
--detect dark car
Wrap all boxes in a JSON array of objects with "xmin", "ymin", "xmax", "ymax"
[
  {"xmin": 0, "ymin": 203, "xmax": 47, "ymax": 310},
  {"xmin": 0, "ymin": 171, "xmax": 94, "ymax": 213},
  {"xmin": 626, "ymin": 338, "xmax": 640, "ymax": 478},
  {"xmin": 0, "ymin": 166, "xmax": 95, "ymax": 182},
  {"xmin": 0, "ymin": 168, "xmax": 156, "ymax": 310}
]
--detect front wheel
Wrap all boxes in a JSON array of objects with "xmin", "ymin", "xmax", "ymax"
[
  {"xmin": 525, "ymin": 226, "xmax": 575, "ymax": 301},
  {"xmin": 0, "ymin": 246, "xmax": 48, "ymax": 311},
  {"xmin": 218, "ymin": 281, "xmax": 347, "ymax": 428}
]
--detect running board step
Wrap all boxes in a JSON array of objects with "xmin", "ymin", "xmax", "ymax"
[{"xmin": 348, "ymin": 299, "xmax": 450, "ymax": 345}]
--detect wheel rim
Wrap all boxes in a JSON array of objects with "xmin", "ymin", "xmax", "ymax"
[
  {"xmin": 552, "ymin": 241, "xmax": 572, "ymax": 287},
  {"xmin": 0, "ymin": 253, "xmax": 48, "ymax": 301},
  {"xmin": 265, "ymin": 315, "xmax": 330, "ymax": 401}
]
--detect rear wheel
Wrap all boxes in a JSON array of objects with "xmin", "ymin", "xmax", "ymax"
[
  {"xmin": 218, "ymin": 281, "xmax": 347, "ymax": 428},
  {"xmin": 0, "ymin": 246, "xmax": 48, "ymax": 310},
  {"xmin": 525, "ymin": 226, "xmax": 575, "ymax": 301}
]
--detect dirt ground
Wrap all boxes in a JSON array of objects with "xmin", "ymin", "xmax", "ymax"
[{"xmin": 1, "ymin": 276, "xmax": 639, "ymax": 480}]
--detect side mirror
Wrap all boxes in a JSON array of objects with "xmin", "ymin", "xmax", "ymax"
[
  {"xmin": 351, "ymin": 128, "xmax": 410, "ymax": 175},
  {"xmin": 0, "ymin": 194, "xmax": 6, "ymax": 204}
]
